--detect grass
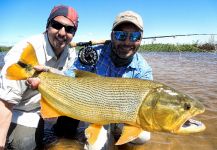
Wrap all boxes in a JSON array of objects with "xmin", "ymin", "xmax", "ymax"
[
  {"xmin": 139, "ymin": 43, "xmax": 216, "ymax": 52},
  {"xmin": 0, "ymin": 43, "xmax": 216, "ymax": 52},
  {"xmin": 0, "ymin": 46, "xmax": 12, "ymax": 52}
]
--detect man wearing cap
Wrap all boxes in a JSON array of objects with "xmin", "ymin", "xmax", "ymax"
[
  {"xmin": 0, "ymin": 5, "xmax": 79, "ymax": 150},
  {"xmin": 72, "ymin": 10, "xmax": 152, "ymax": 79},
  {"xmin": 70, "ymin": 10, "xmax": 153, "ymax": 149}
]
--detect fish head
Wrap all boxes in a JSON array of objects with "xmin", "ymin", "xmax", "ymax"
[{"xmin": 138, "ymin": 84, "xmax": 205, "ymax": 134}]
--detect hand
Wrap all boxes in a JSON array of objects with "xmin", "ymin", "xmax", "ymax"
[
  {"xmin": 26, "ymin": 77, "xmax": 41, "ymax": 89},
  {"xmin": 0, "ymin": 145, "xmax": 5, "ymax": 150}
]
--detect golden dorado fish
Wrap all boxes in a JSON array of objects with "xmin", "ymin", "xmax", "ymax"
[{"xmin": 6, "ymin": 44, "xmax": 206, "ymax": 145}]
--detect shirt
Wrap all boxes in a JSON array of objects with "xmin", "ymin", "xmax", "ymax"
[
  {"xmin": 66, "ymin": 42, "xmax": 153, "ymax": 80},
  {"xmin": 0, "ymin": 33, "xmax": 76, "ymax": 127}
]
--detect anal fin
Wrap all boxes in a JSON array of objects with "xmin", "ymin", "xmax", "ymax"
[
  {"xmin": 85, "ymin": 124, "xmax": 104, "ymax": 145},
  {"xmin": 40, "ymin": 97, "xmax": 62, "ymax": 119},
  {"xmin": 115, "ymin": 125, "xmax": 143, "ymax": 145}
]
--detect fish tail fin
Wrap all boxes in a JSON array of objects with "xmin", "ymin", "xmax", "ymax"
[{"xmin": 6, "ymin": 43, "xmax": 39, "ymax": 80}]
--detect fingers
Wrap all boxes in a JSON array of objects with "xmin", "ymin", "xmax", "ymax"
[
  {"xmin": 33, "ymin": 65, "xmax": 49, "ymax": 72},
  {"xmin": 26, "ymin": 77, "xmax": 41, "ymax": 89}
]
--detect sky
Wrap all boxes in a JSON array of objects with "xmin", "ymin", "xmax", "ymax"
[{"xmin": 0, "ymin": 0, "xmax": 217, "ymax": 46}]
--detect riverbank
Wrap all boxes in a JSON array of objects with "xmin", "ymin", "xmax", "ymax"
[
  {"xmin": 1, "ymin": 43, "xmax": 216, "ymax": 52},
  {"xmin": 140, "ymin": 43, "xmax": 216, "ymax": 52}
]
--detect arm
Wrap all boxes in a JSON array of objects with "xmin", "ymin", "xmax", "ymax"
[{"xmin": 0, "ymin": 99, "xmax": 13, "ymax": 149}]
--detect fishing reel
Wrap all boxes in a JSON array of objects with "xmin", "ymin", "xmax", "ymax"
[{"xmin": 77, "ymin": 41, "xmax": 98, "ymax": 66}]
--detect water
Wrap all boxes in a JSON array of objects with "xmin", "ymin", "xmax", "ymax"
[
  {"xmin": 132, "ymin": 52, "xmax": 217, "ymax": 150},
  {"xmin": 1, "ymin": 52, "xmax": 217, "ymax": 150},
  {"xmin": 0, "ymin": 51, "xmax": 7, "ymax": 68}
]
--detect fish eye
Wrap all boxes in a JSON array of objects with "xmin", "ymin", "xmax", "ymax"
[{"xmin": 184, "ymin": 103, "xmax": 191, "ymax": 110}]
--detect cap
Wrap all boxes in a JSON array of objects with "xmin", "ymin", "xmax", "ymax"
[
  {"xmin": 47, "ymin": 5, "xmax": 79, "ymax": 28},
  {"xmin": 112, "ymin": 11, "xmax": 143, "ymax": 31}
]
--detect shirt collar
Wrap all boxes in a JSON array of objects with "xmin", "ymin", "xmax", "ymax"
[{"xmin": 44, "ymin": 33, "xmax": 68, "ymax": 62}]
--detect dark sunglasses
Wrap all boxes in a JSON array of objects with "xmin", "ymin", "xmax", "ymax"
[
  {"xmin": 50, "ymin": 19, "xmax": 76, "ymax": 34},
  {"xmin": 113, "ymin": 31, "xmax": 142, "ymax": 42}
]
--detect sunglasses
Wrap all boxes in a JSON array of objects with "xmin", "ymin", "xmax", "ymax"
[
  {"xmin": 50, "ymin": 19, "xmax": 76, "ymax": 34},
  {"xmin": 113, "ymin": 31, "xmax": 142, "ymax": 42}
]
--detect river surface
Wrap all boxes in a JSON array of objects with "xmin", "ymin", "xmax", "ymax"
[
  {"xmin": 0, "ymin": 51, "xmax": 217, "ymax": 150},
  {"xmin": 129, "ymin": 52, "xmax": 217, "ymax": 150}
]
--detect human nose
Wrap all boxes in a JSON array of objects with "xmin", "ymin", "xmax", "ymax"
[
  {"xmin": 58, "ymin": 27, "xmax": 67, "ymax": 36},
  {"xmin": 123, "ymin": 35, "xmax": 133, "ymax": 45}
]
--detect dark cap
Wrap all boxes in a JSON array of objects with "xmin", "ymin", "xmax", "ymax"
[{"xmin": 47, "ymin": 5, "xmax": 79, "ymax": 28}]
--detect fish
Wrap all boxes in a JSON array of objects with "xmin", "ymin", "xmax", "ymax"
[{"xmin": 6, "ymin": 43, "xmax": 206, "ymax": 146}]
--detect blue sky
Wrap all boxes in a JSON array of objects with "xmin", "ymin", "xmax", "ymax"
[{"xmin": 1, "ymin": 0, "xmax": 217, "ymax": 46}]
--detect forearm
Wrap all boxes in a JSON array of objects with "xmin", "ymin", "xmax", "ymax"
[
  {"xmin": 0, "ymin": 99, "xmax": 13, "ymax": 149},
  {"xmin": 34, "ymin": 65, "xmax": 64, "ymax": 75}
]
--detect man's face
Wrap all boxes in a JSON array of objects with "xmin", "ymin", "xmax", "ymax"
[
  {"xmin": 111, "ymin": 23, "xmax": 142, "ymax": 59},
  {"xmin": 47, "ymin": 16, "xmax": 76, "ymax": 56}
]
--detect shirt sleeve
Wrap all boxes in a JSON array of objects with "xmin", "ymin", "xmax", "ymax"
[
  {"xmin": 0, "ymin": 41, "xmax": 29, "ymax": 104},
  {"xmin": 140, "ymin": 63, "xmax": 153, "ymax": 80},
  {"xmin": 134, "ymin": 53, "xmax": 153, "ymax": 80}
]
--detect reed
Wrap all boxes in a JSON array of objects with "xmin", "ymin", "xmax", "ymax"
[
  {"xmin": 0, "ymin": 46, "xmax": 12, "ymax": 52},
  {"xmin": 140, "ymin": 43, "xmax": 216, "ymax": 52},
  {"xmin": 0, "ymin": 43, "xmax": 216, "ymax": 52}
]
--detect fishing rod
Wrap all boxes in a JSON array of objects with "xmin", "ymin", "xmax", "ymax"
[
  {"xmin": 70, "ymin": 33, "xmax": 217, "ymax": 66},
  {"xmin": 69, "ymin": 33, "xmax": 217, "ymax": 47},
  {"xmin": 142, "ymin": 33, "xmax": 217, "ymax": 39}
]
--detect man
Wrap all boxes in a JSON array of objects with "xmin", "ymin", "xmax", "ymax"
[
  {"xmin": 0, "ymin": 5, "xmax": 79, "ymax": 150},
  {"xmin": 28, "ymin": 10, "xmax": 153, "ymax": 149},
  {"xmin": 69, "ymin": 10, "xmax": 153, "ymax": 149},
  {"xmin": 71, "ymin": 10, "xmax": 152, "ymax": 80}
]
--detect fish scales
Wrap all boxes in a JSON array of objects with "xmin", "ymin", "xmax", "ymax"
[{"xmin": 38, "ymin": 72, "xmax": 151, "ymax": 124}]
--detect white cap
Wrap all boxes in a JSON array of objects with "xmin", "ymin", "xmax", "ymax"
[{"xmin": 112, "ymin": 10, "xmax": 143, "ymax": 31}]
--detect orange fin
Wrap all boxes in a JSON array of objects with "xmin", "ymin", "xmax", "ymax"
[
  {"xmin": 20, "ymin": 43, "xmax": 39, "ymax": 66},
  {"xmin": 6, "ymin": 64, "xmax": 32, "ymax": 80},
  {"xmin": 40, "ymin": 96, "xmax": 62, "ymax": 119},
  {"xmin": 115, "ymin": 125, "xmax": 143, "ymax": 145},
  {"xmin": 85, "ymin": 124, "xmax": 103, "ymax": 145},
  {"xmin": 6, "ymin": 43, "xmax": 39, "ymax": 80}
]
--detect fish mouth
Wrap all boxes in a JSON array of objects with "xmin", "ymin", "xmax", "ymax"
[{"xmin": 176, "ymin": 118, "xmax": 206, "ymax": 134}]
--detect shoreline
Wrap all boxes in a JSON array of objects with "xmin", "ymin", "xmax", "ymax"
[{"xmin": 1, "ymin": 43, "xmax": 216, "ymax": 53}]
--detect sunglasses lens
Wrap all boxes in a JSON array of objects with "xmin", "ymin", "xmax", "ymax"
[
  {"xmin": 114, "ymin": 31, "xmax": 142, "ymax": 42},
  {"xmin": 65, "ymin": 26, "xmax": 76, "ymax": 34},
  {"xmin": 50, "ymin": 20, "xmax": 76, "ymax": 34},
  {"xmin": 114, "ymin": 31, "xmax": 128, "ymax": 41},
  {"xmin": 130, "ymin": 32, "xmax": 142, "ymax": 42},
  {"xmin": 50, "ymin": 20, "xmax": 62, "ymax": 30}
]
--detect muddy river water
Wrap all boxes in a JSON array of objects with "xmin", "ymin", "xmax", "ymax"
[{"xmin": 1, "ymin": 52, "xmax": 217, "ymax": 150}]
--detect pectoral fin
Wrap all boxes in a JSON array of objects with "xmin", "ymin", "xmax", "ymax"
[
  {"xmin": 40, "ymin": 97, "xmax": 62, "ymax": 118},
  {"xmin": 85, "ymin": 124, "xmax": 104, "ymax": 145},
  {"xmin": 115, "ymin": 125, "xmax": 143, "ymax": 145}
]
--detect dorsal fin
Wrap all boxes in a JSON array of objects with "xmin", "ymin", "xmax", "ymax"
[{"xmin": 74, "ymin": 70, "xmax": 100, "ymax": 78}]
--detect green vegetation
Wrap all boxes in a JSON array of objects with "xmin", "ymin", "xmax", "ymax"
[
  {"xmin": 0, "ymin": 43, "xmax": 216, "ymax": 52},
  {"xmin": 0, "ymin": 46, "xmax": 12, "ymax": 52},
  {"xmin": 140, "ymin": 43, "xmax": 216, "ymax": 52}
]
